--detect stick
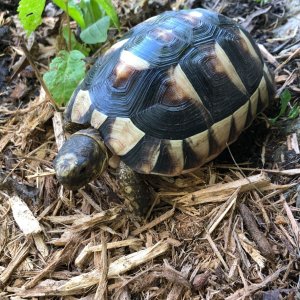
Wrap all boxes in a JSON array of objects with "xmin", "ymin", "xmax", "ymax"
[{"xmin": 20, "ymin": 42, "xmax": 59, "ymax": 111}]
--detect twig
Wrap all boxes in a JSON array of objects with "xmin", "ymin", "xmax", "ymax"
[
  {"xmin": 86, "ymin": 238, "xmax": 142, "ymax": 253},
  {"xmin": 205, "ymin": 231, "xmax": 229, "ymax": 271},
  {"xmin": 226, "ymin": 143, "xmax": 264, "ymax": 197},
  {"xmin": 65, "ymin": 242, "xmax": 169, "ymax": 295},
  {"xmin": 173, "ymin": 173, "xmax": 270, "ymax": 206},
  {"xmin": 24, "ymin": 234, "xmax": 81, "ymax": 289},
  {"xmin": 166, "ymin": 264, "xmax": 192, "ymax": 300},
  {"xmin": 0, "ymin": 240, "xmax": 31, "ymax": 288},
  {"xmin": 94, "ymin": 232, "xmax": 108, "ymax": 300},
  {"xmin": 206, "ymin": 188, "xmax": 239, "ymax": 235},
  {"xmin": 20, "ymin": 42, "xmax": 59, "ymax": 111},
  {"xmin": 274, "ymin": 48, "xmax": 300, "ymax": 73},
  {"xmin": 239, "ymin": 204, "xmax": 275, "ymax": 260},
  {"xmin": 64, "ymin": 0, "xmax": 72, "ymax": 52},
  {"xmin": 282, "ymin": 198, "xmax": 300, "ymax": 248},
  {"xmin": 132, "ymin": 208, "xmax": 175, "ymax": 236},
  {"xmin": 215, "ymin": 165, "xmax": 300, "ymax": 176},
  {"xmin": 225, "ymin": 267, "xmax": 287, "ymax": 300}
]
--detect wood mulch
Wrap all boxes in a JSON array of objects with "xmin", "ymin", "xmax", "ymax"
[{"xmin": 0, "ymin": 0, "xmax": 299, "ymax": 299}]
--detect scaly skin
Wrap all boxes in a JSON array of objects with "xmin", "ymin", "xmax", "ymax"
[
  {"xmin": 54, "ymin": 129, "xmax": 108, "ymax": 190},
  {"xmin": 54, "ymin": 128, "xmax": 154, "ymax": 214},
  {"xmin": 116, "ymin": 161, "xmax": 155, "ymax": 215}
]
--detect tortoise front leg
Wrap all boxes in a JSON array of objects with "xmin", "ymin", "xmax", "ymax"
[{"xmin": 116, "ymin": 161, "xmax": 155, "ymax": 215}]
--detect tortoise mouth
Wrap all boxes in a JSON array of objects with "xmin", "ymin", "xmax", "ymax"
[{"xmin": 54, "ymin": 129, "xmax": 108, "ymax": 190}]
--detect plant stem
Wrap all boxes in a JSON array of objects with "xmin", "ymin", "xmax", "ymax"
[
  {"xmin": 21, "ymin": 42, "xmax": 59, "ymax": 111},
  {"xmin": 64, "ymin": 0, "xmax": 72, "ymax": 51}
]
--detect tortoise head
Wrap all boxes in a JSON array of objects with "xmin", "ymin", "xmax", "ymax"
[{"xmin": 54, "ymin": 129, "xmax": 108, "ymax": 190}]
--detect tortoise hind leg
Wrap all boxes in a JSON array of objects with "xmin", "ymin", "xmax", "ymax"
[{"xmin": 116, "ymin": 161, "xmax": 155, "ymax": 215}]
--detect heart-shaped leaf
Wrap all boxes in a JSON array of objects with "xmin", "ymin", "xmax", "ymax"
[{"xmin": 43, "ymin": 50, "xmax": 86, "ymax": 105}]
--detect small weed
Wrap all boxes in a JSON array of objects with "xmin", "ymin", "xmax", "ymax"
[
  {"xmin": 255, "ymin": 0, "xmax": 271, "ymax": 5},
  {"xmin": 53, "ymin": 0, "xmax": 120, "ymax": 44},
  {"xmin": 17, "ymin": 0, "xmax": 119, "ymax": 105},
  {"xmin": 269, "ymin": 89, "xmax": 299, "ymax": 124}
]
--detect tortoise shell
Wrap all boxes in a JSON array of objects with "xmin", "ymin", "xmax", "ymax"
[{"xmin": 65, "ymin": 8, "xmax": 274, "ymax": 176}]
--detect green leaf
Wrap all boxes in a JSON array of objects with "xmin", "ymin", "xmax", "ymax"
[
  {"xmin": 288, "ymin": 105, "xmax": 300, "ymax": 119},
  {"xmin": 80, "ymin": 16, "xmax": 110, "ymax": 44},
  {"xmin": 278, "ymin": 89, "xmax": 291, "ymax": 116},
  {"xmin": 17, "ymin": 0, "xmax": 46, "ymax": 35},
  {"xmin": 53, "ymin": 0, "xmax": 85, "ymax": 29},
  {"xmin": 269, "ymin": 89, "xmax": 292, "ymax": 124},
  {"xmin": 95, "ymin": 0, "xmax": 120, "ymax": 29},
  {"xmin": 255, "ymin": 0, "xmax": 270, "ymax": 4},
  {"xmin": 90, "ymin": 0, "xmax": 104, "ymax": 20},
  {"xmin": 79, "ymin": 0, "xmax": 103, "ymax": 28},
  {"xmin": 62, "ymin": 26, "xmax": 90, "ymax": 56},
  {"xmin": 43, "ymin": 50, "xmax": 86, "ymax": 105}
]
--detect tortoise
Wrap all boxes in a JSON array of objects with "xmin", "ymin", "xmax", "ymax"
[{"xmin": 54, "ymin": 8, "xmax": 274, "ymax": 209}]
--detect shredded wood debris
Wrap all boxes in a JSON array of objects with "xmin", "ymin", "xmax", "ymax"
[
  {"xmin": 13, "ymin": 241, "xmax": 169, "ymax": 297},
  {"xmin": 1, "ymin": 0, "xmax": 299, "ymax": 299},
  {"xmin": 9, "ymin": 195, "xmax": 42, "ymax": 235}
]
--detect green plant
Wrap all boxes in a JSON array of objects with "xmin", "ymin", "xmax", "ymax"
[
  {"xmin": 269, "ymin": 89, "xmax": 299, "ymax": 124},
  {"xmin": 17, "ymin": 0, "xmax": 119, "ymax": 105},
  {"xmin": 17, "ymin": 0, "xmax": 46, "ymax": 35},
  {"xmin": 43, "ymin": 50, "xmax": 86, "ymax": 105},
  {"xmin": 53, "ymin": 0, "xmax": 120, "ymax": 44},
  {"xmin": 62, "ymin": 27, "xmax": 90, "ymax": 56},
  {"xmin": 255, "ymin": 0, "xmax": 271, "ymax": 5}
]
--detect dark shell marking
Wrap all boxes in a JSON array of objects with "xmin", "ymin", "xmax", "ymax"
[{"xmin": 65, "ymin": 9, "xmax": 274, "ymax": 176}]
